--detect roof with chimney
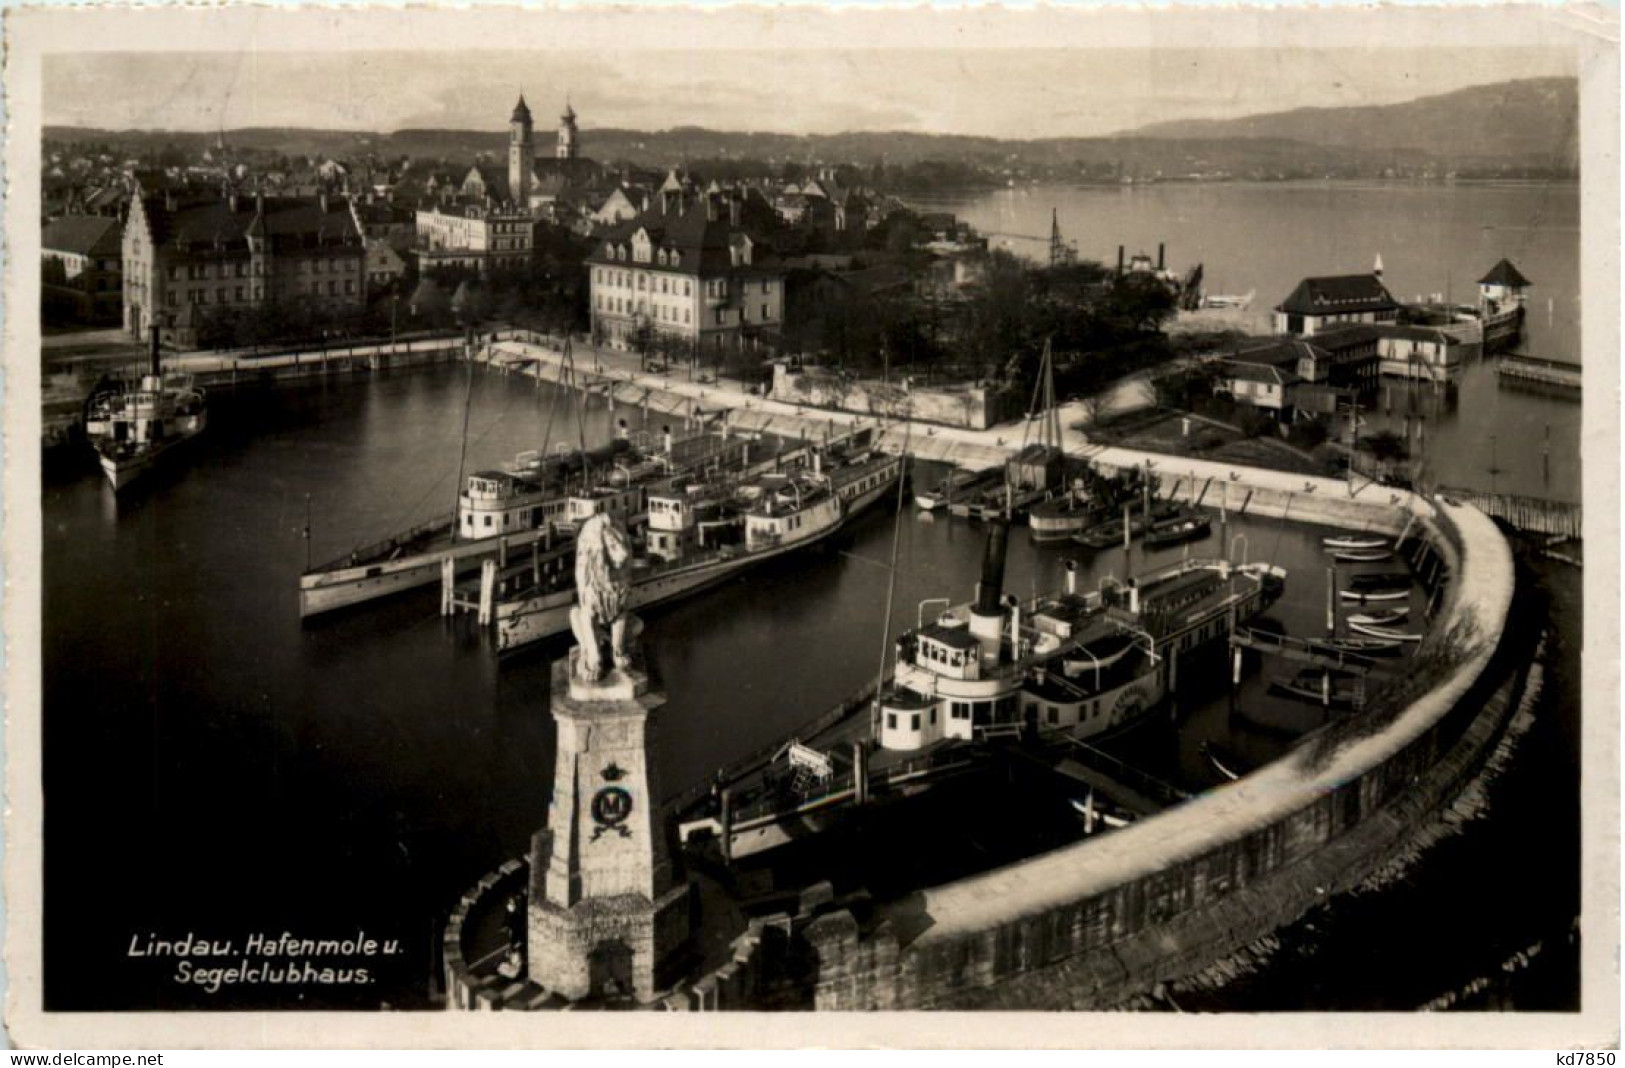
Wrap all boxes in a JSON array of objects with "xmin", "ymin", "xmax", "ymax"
[
  {"xmin": 135, "ymin": 191, "xmax": 361, "ymax": 255},
  {"xmin": 1275, "ymin": 274, "xmax": 1399, "ymax": 317},
  {"xmin": 42, "ymin": 214, "xmax": 123, "ymax": 258},
  {"xmin": 1478, "ymin": 258, "xmax": 1531, "ymax": 287},
  {"xmin": 588, "ymin": 189, "xmax": 783, "ymax": 275}
]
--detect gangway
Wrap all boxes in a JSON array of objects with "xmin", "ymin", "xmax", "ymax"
[{"xmin": 1229, "ymin": 627, "xmax": 1379, "ymax": 674}]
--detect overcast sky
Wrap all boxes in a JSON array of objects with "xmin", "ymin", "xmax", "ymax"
[{"xmin": 45, "ymin": 48, "xmax": 1577, "ymax": 140}]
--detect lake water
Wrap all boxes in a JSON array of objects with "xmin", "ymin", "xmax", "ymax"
[{"xmin": 914, "ymin": 181, "xmax": 1583, "ymax": 502}]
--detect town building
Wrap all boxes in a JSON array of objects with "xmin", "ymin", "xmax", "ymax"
[
  {"xmin": 122, "ymin": 188, "xmax": 365, "ymax": 345},
  {"xmin": 42, "ymin": 214, "xmax": 124, "ymax": 324},
  {"xmin": 1273, "ymin": 268, "xmax": 1400, "ymax": 337},
  {"xmin": 587, "ymin": 181, "xmax": 785, "ymax": 356},
  {"xmin": 414, "ymin": 201, "xmax": 536, "ymax": 276},
  {"xmin": 1212, "ymin": 359, "xmax": 1297, "ymax": 418}
]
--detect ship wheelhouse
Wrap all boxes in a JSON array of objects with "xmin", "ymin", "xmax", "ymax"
[{"xmin": 459, "ymin": 471, "xmax": 564, "ymax": 537}]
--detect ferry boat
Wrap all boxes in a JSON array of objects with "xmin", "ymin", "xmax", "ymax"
[
  {"xmin": 914, "ymin": 467, "xmax": 1002, "ymax": 512},
  {"xmin": 489, "ymin": 450, "xmax": 904, "ymax": 653},
  {"xmin": 298, "ymin": 430, "xmax": 784, "ymax": 618},
  {"xmin": 1347, "ymin": 607, "xmax": 1409, "ymax": 627},
  {"xmin": 84, "ymin": 330, "xmax": 207, "ymax": 492},
  {"xmin": 679, "ymin": 526, "xmax": 1285, "ymax": 860}
]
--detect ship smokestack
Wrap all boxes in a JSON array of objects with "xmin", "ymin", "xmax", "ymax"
[
  {"xmin": 148, "ymin": 325, "xmax": 161, "ymax": 378},
  {"xmin": 973, "ymin": 519, "xmax": 1009, "ymax": 617}
]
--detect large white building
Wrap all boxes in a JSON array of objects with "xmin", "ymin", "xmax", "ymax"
[{"xmin": 587, "ymin": 180, "xmax": 784, "ymax": 355}]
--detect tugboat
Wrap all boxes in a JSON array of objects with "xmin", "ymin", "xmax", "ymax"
[
  {"xmin": 84, "ymin": 328, "xmax": 207, "ymax": 492},
  {"xmin": 487, "ymin": 447, "xmax": 904, "ymax": 653}
]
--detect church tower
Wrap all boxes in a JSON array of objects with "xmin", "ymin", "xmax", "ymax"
[
  {"xmin": 509, "ymin": 93, "xmax": 534, "ymax": 206},
  {"xmin": 557, "ymin": 98, "xmax": 580, "ymax": 161}
]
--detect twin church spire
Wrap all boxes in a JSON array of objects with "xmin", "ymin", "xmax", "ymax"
[{"xmin": 508, "ymin": 91, "xmax": 580, "ymax": 205}]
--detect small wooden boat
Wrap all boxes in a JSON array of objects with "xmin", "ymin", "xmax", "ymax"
[
  {"xmin": 1324, "ymin": 534, "xmax": 1388, "ymax": 551},
  {"xmin": 1271, "ymin": 670, "xmax": 1361, "ymax": 707},
  {"xmin": 1308, "ymin": 636, "xmax": 1405, "ymax": 655},
  {"xmin": 1200, "ymin": 741, "xmax": 1251, "ymax": 782},
  {"xmin": 1348, "ymin": 571, "xmax": 1410, "ymax": 592},
  {"xmin": 1348, "ymin": 622, "xmax": 1424, "ymax": 643},
  {"xmin": 1144, "ymin": 513, "xmax": 1211, "ymax": 549},
  {"xmin": 1339, "ymin": 588, "xmax": 1410, "ymax": 603},
  {"xmin": 1348, "ymin": 607, "xmax": 1410, "ymax": 627},
  {"xmin": 1333, "ymin": 549, "xmax": 1393, "ymax": 563},
  {"xmin": 1075, "ymin": 506, "xmax": 1176, "ymax": 550}
]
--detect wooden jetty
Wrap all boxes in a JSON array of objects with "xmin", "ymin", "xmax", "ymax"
[{"xmin": 1497, "ymin": 355, "xmax": 1581, "ymax": 394}]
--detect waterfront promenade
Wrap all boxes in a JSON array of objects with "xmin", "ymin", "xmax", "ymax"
[{"xmin": 481, "ymin": 335, "xmax": 1411, "ymax": 512}]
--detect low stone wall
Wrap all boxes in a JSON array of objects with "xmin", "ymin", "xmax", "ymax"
[
  {"xmin": 771, "ymin": 365, "xmax": 996, "ymax": 430},
  {"xmin": 792, "ymin": 501, "xmax": 1518, "ymax": 1009},
  {"xmin": 441, "ymin": 859, "xmax": 534, "ymax": 1011}
]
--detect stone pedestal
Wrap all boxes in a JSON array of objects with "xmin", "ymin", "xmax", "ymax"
[{"xmin": 527, "ymin": 646, "xmax": 693, "ymax": 1002}]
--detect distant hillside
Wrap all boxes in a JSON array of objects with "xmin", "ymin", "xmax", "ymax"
[
  {"xmin": 1121, "ymin": 77, "xmax": 1578, "ymax": 170},
  {"xmin": 44, "ymin": 78, "xmax": 1579, "ymax": 181}
]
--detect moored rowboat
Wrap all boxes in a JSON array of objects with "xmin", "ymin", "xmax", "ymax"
[
  {"xmin": 1339, "ymin": 589, "xmax": 1410, "ymax": 603},
  {"xmin": 1324, "ymin": 534, "xmax": 1388, "ymax": 551},
  {"xmin": 1348, "ymin": 607, "xmax": 1410, "ymax": 627},
  {"xmin": 1348, "ymin": 621, "xmax": 1424, "ymax": 643}
]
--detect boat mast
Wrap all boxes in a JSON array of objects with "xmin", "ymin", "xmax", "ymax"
[
  {"xmin": 451, "ymin": 346, "xmax": 476, "ymax": 544},
  {"xmin": 869, "ymin": 427, "xmax": 911, "ymax": 743}
]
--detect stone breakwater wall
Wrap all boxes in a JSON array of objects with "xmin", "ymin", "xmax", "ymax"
[
  {"xmin": 794, "ymin": 501, "xmax": 1518, "ymax": 1010},
  {"xmin": 442, "ymin": 859, "xmax": 538, "ymax": 1011}
]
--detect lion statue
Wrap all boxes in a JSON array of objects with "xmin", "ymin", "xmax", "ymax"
[{"xmin": 569, "ymin": 512, "xmax": 642, "ymax": 682}]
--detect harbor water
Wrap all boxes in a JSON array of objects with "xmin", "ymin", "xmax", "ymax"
[
  {"xmin": 43, "ymin": 367, "xmax": 1577, "ymax": 1012},
  {"xmin": 42, "ymin": 183, "xmax": 1581, "ymax": 1012}
]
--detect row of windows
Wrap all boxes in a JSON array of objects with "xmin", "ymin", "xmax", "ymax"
[
  {"xmin": 164, "ymin": 278, "xmax": 355, "ymax": 307},
  {"xmin": 596, "ymin": 269, "xmax": 697, "ymax": 298},
  {"xmin": 885, "ymin": 707, "xmax": 940, "ymax": 732},
  {"xmin": 163, "ymin": 257, "xmax": 358, "ymax": 282}
]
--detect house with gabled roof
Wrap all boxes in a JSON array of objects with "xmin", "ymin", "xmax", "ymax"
[
  {"xmin": 122, "ymin": 186, "xmax": 364, "ymax": 345},
  {"xmin": 587, "ymin": 184, "xmax": 785, "ymax": 356},
  {"xmin": 1274, "ymin": 270, "xmax": 1400, "ymax": 337}
]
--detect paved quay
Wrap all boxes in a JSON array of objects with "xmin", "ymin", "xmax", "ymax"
[{"xmin": 485, "ymin": 336, "xmax": 1411, "ymax": 511}]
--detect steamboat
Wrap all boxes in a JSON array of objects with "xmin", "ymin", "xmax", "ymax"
[
  {"xmin": 481, "ymin": 445, "xmax": 905, "ymax": 654},
  {"xmin": 298, "ymin": 429, "xmax": 786, "ymax": 618},
  {"xmin": 84, "ymin": 329, "xmax": 208, "ymax": 492},
  {"xmin": 678, "ymin": 522, "xmax": 1285, "ymax": 861}
]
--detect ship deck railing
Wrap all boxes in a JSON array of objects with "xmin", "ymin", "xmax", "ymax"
[
  {"xmin": 309, "ymin": 510, "xmax": 457, "ymax": 574},
  {"xmin": 1035, "ymin": 733, "xmax": 1191, "ymax": 812},
  {"xmin": 1229, "ymin": 626, "xmax": 1380, "ymax": 673}
]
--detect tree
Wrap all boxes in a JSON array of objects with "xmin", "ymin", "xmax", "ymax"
[{"xmin": 1361, "ymin": 430, "xmax": 1409, "ymax": 464}]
